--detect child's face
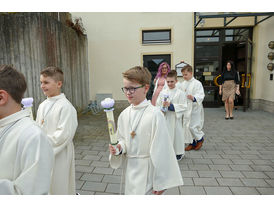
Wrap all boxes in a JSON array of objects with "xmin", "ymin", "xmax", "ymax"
[
  {"xmin": 182, "ymin": 70, "xmax": 193, "ymax": 81},
  {"xmin": 122, "ymin": 78, "xmax": 149, "ymax": 106},
  {"xmin": 166, "ymin": 76, "xmax": 177, "ymax": 89},
  {"xmin": 40, "ymin": 75, "xmax": 62, "ymax": 97}
]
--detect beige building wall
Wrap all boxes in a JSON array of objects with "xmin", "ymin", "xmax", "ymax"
[
  {"xmin": 252, "ymin": 17, "xmax": 274, "ymax": 101},
  {"xmin": 250, "ymin": 17, "xmax": 274, "ymax": 112},
  {"xmin": 71, "ymin": 12, "xmax": 193, "ymax": 101}
]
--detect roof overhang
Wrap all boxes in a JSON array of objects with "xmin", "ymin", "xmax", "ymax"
[{"xmin": 194, "ymin": 12, "xmax": 274, "ymax": 28}]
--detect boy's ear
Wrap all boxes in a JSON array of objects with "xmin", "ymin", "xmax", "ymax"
[
  {"xmin": 57, "ymin": 81, "xmax": 63, "ymax": 88},
  {"xmin": 144, "ymin": 84, "xmax": 150, "ymax": 93},
  {"xmin": 0, "ymin": 90, "xmax": 9, "ymax": 106}
]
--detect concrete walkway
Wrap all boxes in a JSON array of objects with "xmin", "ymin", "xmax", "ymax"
[{"xmin": 74, "ymin": 107, "xmax": 274, "ymax": 195}]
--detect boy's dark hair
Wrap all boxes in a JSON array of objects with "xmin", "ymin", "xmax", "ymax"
[
  {"xmin": 122, "ymin": 66, "xmax": 151, "ymax": 85},
  {"xmin": 40, "ymin": 66, "xmax": 64, "ymax": 83},
  {"xmin": 167, "ymin": 70, "xmax": 177, "ymax": 79},
  {"xmin": 181, "ymin": 64, "xmax": 193, "ymax": 73},
  {"xmin": 0, "ymin": 65, "xmax": 27, "ymax": 104}
]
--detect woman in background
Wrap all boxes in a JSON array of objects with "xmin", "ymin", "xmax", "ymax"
[
  {"xmin": 219, "ymin": 60, "xmax": 240, "ymax": 119},
  {"xmin": 151, "ymin": 62, "xmax": 170, "ymax": 106}
]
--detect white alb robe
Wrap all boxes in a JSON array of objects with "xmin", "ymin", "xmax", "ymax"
[
  {"xmin": 109, "ymin": 100, "xmax": 183, "ymax": 195},
  {"xmin": 0, "ymin": 110, "xmax": 54, "ymax": 195},
  {"xmin": 178, "ymin": 77, "xmax": 205, "ymax": 143},
  {"xmin": 156, "ymin": 87, "xmax": 187, "ymax": 155},
  {"xmin": 36, "ymin": 93, "xmax": 78, "ymax": 195}
]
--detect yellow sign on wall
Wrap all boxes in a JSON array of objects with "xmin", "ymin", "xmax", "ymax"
[{"xmin": 203, "ymin": 72, "xmax": 212, "ymax": 76}]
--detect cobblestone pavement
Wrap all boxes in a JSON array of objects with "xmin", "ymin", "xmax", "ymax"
[{"xmin": 73, "ymin": 107, "xmax": 274, "ymax": 195}]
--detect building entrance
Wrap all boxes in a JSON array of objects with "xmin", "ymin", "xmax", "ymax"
[{"xmin": 194, "ymin": 28, "xmax": 253, "ymax": 109}]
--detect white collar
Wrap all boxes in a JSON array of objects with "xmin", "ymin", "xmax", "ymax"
[
  {"xmin": 0, "ymin": 110, "xmax": 29, "ymax": 128},
  {"xmin": 47, "ymin": 93, "xmax": 65, "ymax": 101}
]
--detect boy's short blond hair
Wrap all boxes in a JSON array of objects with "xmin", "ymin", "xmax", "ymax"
[
  {"xmin": 122, "ymin": 66, "xmax": 151, "ymax": 85},
  {"xmin": 181, "ymin": 64, "xmax": 193, "ymax": 73},
  {"xmin": 40, "ymin": 66, "xmax": 64, "ymax": 83},
  {"xmin": 167, "ymin": 70, "xmax": 177, "ymax": 79},
  {"xmin": 0, "ymin": 65, "xmax": 27, "ymax": 104}
]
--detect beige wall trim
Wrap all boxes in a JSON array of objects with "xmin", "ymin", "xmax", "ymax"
[{"xmin": 250, "ymin": 99, "xmax": 274, "ymax": 113}]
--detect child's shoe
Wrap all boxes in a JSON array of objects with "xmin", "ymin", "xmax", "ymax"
[
  {"xmin": 176, "ymin": 154, "xmax": 184, "ymax": 161},
  {"xmin": 185, "ymin": 144, "xmax": 194, "ymax": 151},
  {"xmin": 194, "ymin": 137, "xmax": 204, "ymax": 150},
  {"xmin": 185, "ymin": 140, "xmax": 197, "ymax": 151}
]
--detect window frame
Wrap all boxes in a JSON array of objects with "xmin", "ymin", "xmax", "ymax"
[{"xmin": 142, "ymin": 29, "xmax": 171, "ymax": 45}]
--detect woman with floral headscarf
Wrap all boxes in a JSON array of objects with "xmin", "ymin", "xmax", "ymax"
[{"xmin": 151, "ymin": 62, "xmax": 171, "ymax": 106}]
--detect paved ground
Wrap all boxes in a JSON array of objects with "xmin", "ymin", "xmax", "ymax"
[{"xmin": 73, "ymin": 107, "xmax": 274, "ymax": 195}]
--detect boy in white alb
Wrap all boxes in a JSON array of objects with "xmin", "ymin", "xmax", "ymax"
[
  {"xmin": 156, "ymin": 70, "xmax": 187, "ymax": 160},
  {"xmin": 178, "ymin": 64, "xmax": 205, "ymax": 151},
  {"xmin": 36, "ymin": 66, "xmax": 78, "ymax": 195},
  {"xmin": 109, "ymin": 66, "xmax": 183, "ymax": 195},
  {"xmin": 0, "ymin": 65, "xmax": 54, "ymax": 195}
]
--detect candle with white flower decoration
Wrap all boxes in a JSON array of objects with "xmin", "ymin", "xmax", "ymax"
[
  {"xmin": 161, "ymin": 93, "xmax": 169, "ymax": 113},
  {"xmin": 101, "ymin": 98, "xmax": 119, "ymax": 155},
  {"xmin": 21, "ymin": 97, "xmax": 34, "ymax": 120}
]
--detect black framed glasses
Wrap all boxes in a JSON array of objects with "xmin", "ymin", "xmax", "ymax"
[{"xmin": 121, "ymin": 85, "xmax": 144, "ymax": 94}]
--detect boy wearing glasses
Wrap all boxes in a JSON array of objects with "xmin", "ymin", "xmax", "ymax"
[
  {"xmin": 156, "ymin": 70, "xmax": 187, "ymax": 161},
  {"xmin": 109, "ymin": 66, "xmax": 183, "ymax": 195}
]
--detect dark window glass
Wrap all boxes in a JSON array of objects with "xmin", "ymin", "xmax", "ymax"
[
  {"xmin": 142, "ymin": 30, "xmax": 171, "ymax": 44},
  {"xmin": 196, "ymin": 37, "xmax": 219, "ymax": 42},
  {"xmin": 196, "ymin": 30, "xmax": 219, "ymax": 36},
  {"xmin": 143, "ymin": 54, "xmax": 171, "ymax": 99},
  {"xmin": 195, "ymin": 61, "xmax": 219, "ymax": 73},
  {"xmin": 196, "ymin": 45, "xmax": 219, "ymax": 58},
  {"xmin": 225, "ymin": 28, "xmax": 250, "ymax": 42}
]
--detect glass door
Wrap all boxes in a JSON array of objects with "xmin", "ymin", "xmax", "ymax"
[{"xmin": 243, "ymin": 38, "xmax": 252, "ymax": 111}]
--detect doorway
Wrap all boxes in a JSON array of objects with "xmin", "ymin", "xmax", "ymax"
[
  {"xmin": 143, "ymin": 54, "xmax": 171, "ymax": 100},
  {"xmin": 194, "ymin": 27, "xmax": 253, "ymax": 108},
  {"xmin": 222, "ymin": 43, "xmax": 245, "ymax": 108},
  {"xmin": 221, "ymin": 39, "xmax": 252, "ymax": 111}
]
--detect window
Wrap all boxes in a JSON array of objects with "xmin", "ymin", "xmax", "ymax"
[
  {"xmin": 143, "ymin": 54, "xmax": 171, "ymax": 100},
  {"xmin": 196, "ymin": 30, "xmax": 220, "ymax": 42},
  {"xmin": 196, "ymin": 45, "xmax": 219, "ymax": 58},
  {"xmin": 142, "ymin": 30, "xmax": 171, "ymax": 44}
]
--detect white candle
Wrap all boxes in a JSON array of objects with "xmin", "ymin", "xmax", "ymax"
[
  {"xmin": 161, "ymin": 93, "xmax": 169, "ymax": 113},
  {"xmin": 21, "ymin": 97, "xmax": 34, "ymax": 120},
  {"xmin": 101, "ymin": 98, "xmax": 118, "ymax": 145}
]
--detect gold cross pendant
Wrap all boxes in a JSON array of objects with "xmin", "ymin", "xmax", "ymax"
[{"xmin": 130, "ymin": 131, "xmax": 136, "ymax": 139}]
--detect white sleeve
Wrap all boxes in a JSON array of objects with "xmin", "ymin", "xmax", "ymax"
[
  {"xmin": 172, "ymin": 91, "xmax": 187, "ymax": 119},
  {"xmin": 47, "ymin": 105, "xmax": 78, "ymax": 155},
  {"xmin": 0, "ymin": 131, "xmax": 54, "ymax": 195},
  {"xmin": 193, "ymin": 81, "xmax": 205, "ymax": 105},
  {"xmin": 150, "ymin": 110, "xmax": 183, "ymax": 191}
]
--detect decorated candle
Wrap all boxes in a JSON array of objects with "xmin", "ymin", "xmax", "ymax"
[
  {"xmin": 101, "ymin": 98, "xmax": 118, "ymax": 145},
  {"xmin": 21, "ymin": 97, "xmax": 34, "ymax": 120},
  {"xmin": 161, "ymin": 94, "xmax": 169, "ymax": 113}
]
